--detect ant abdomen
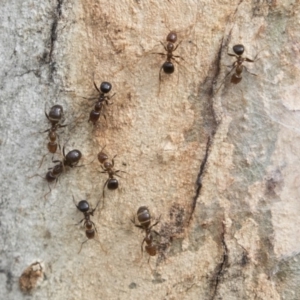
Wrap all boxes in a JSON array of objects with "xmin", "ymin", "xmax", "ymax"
[
  {"xmin": 162, "ymin": 61, "xmax": 175, "ymax": 74},
  {"xmin": 137, "ymin": 206, "xmax": 151, "ymax": 228},
  {"xmin": 100, "ymin": 82, "xmax": 112, "ymax": 94},
  {"xmin": 89, "ymin": 111, "xmax": 100, "ymax": 125},
  {"xmin": 145, "ymin": 234, "xmax": 157, "ymax": 256},
  {"xmin": 64, "ymin": 149, "xmax": 82, "ymax": 167},
  {"xmin": 85, "ymin": 221, "xmax": 95, "ymax": 239},
  {"xmin": 233, "ymin": 44, "xmax": 245, "ymax": 56},
  {"xmin": 77, "ymin": 200, "xmax": 90, "ymax": 213},
  {"xmin": 48, "ymin": 105, "xmax": 64, "ymax": 123},
  {"xmin": 107, "ymin": 178, "xmax": 118, "ymax": 190}
]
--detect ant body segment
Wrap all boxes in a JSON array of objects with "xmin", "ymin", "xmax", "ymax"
[
  {"xmin": 98, "ymin": 148, "xmax": 125, "ymax": 198},
  {"xmin": 88, "ymin": 82, "xmax": 115, "ymax": 125},
  {"xmin": 154, "ymin": 31, "xmax": 184, "ymax": 81},
  {"xmin": 131, "ymin": 206, "xmax": 160, "ymax": 258},
  {"xmin": 73, "ymin": 197, "xmax": 104, "ymax": 253}
]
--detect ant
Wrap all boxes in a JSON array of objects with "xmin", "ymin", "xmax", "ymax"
[
  {"xmin": 227, "ymin": 44, "xmax": 258, "ymax": 84},
  {"xmin": 97, "ymin": 147, "xmax": 125, "ymax": 198},
  {"xmin": 73, "ymin": 196, "xmax": 104, "ymax": 253},
  {"xmin": 154, "ymin": 31, "xmax": 184, "ymax": 81},
  {"xmin": 131, "ymin": 206, "xmax": 160, "ymax": 259},
  {"xmin": 216, "ymin": 44, "xmax": 260, "ymax": 94},
  {"xmin": 40, "ymin": 105, "xmax": 67, "ymax": 166},
  {"xmin": 88, "ymin": 82, "xmax": 115, "ymax": 125},
  {"xmin": 30, "ymin": 148, "xmax": 82, "ymax": 199}
]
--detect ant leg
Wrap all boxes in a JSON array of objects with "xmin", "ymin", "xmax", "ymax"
[
  {"xmin": 141, "ymin": 237, "xmax": 146, "ymax": 256},
  {"xmin": 159, "ymin": 65, "xmax": 164, "ymax": 82},
  {"xmin": 111, "ymin": 155, "xmax": 117, "ymax": 167},
  {"xmin": 215, "ymin": 64, "xmax": 237, "ymax": 94},
  {"xmin": 94, "ymin": 198, "xmax": 101, "ymax": 211},
  {"xmin": 91, "ymin": 199, "xmax": 101, "ymax": 215},
  {"xmin": 246, "ymin": 46, "xmax": 267, "ymax": 62},
  {"xmin": 39, "ymin": 128, "xmax": 50, "ymax": 134},
  {"xmin": 147, "ymin": 256, "xmax": 153, "ymax": 272},
  {"xmin": 44, "ymin": 184, "xmax": 52, "ymax": 200},
  {"xmin": 116, "ymin": 170, "xmax": 127, "ymax": 174},
  {"xmin": 102, "ymin": 179, "xmax": 109, "ymax": 199},
  {"xmin": 72, "ymin": 195, "xmax": 80, "ymax": 210},
  {"xmin": 93, "ymin": 81, "xmax": 100, "ymax": 93},
  {"xmin": 227, "ymin": 53, "xmax": 238, "ymax": 58},
  {"xmin": 243, "ymin": 66, "xmax": 257, "ymax": 77},
  {"xmin": 45, "ymin": 112, "xmax": 50, "ymax": 121},
  {"xmin": 75, "ymin": 218, "xmax": 85, "ymax": 226},
  {"xmin": 78, "ymin": 239, "xmax": 88, "ymax": 254},
  {"xmin": 39, "ymin": 153, "xmax": 49, "ymax": 168},
  {"xmin": 82, "ymin": 97, "xmax": 99, "ymax": 101},
  {"xmin": 159, "ymin": 41, "xmax": 168, "ymax": 52},
  {"xmin": 151, "ymin": 214, "xmax": 161, "ymax": 227},
  {"xmin": 28, "ymin": 173, "xmax": 44, "ymax": 180},
  {"xmin": 114, "ymin": 173, "xmax": 123, "ymax": 179},
  {"xmin": 102, "ymin": 113, "xmax": 107, "ymax": 124},
  {"xmin": 94, "ymin": 238, "xmax": 107, "ymax": 254},
  {"xmin": 109, "ymin": 93, "xmax": 116, "ymax": 101},
  {"xmin": 152, "ymin": 52, "xmax": 166, "ymax": 57},
  {"xmin": 130, "ymin": 216, "xmax": 136, "ymax": 224},
  {"xmin": 173, "ymin": 55, "xmax": 185, "ymax": 61},
  {"xmin": 173, "ymin": 40, "xmax": 182, "ymax": 52}
]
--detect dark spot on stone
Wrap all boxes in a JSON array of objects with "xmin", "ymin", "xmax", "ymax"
[{"xmin": 128, "ymin": 282, "xmax": 137, "ymax": 289}]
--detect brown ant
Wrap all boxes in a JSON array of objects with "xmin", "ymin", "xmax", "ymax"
[
  {"xmin": 73, "ymin": 196, "xmax": 105, "ymax": 253},
  {"xmin": 97, "ymin": 147, "xmax": 125, "ymax": 198},
  {"xmin": 88, "ymin": 82, "xmax": 115, "ymax": 125},
  {"xmin": 227, "ymin": 44, "xmax": 258, "ymax": 84},
  {"xmin": 40, "ymin": 105, "xmax": 67, "ymax": 166},
  {"xmin": 216, "ymin": 44, "xmax": 260, "ymax": 93},
  {"xmin": 154, "ymin": 31, "xmax": 184, "ymax": 81},
  {"xmin": 131, "ymin": 206, "xmax": 160, "ymax": 259}
]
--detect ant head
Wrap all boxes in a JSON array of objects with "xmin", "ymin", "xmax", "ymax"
[
  {"xmin": 233, "ymin": 44, "xmax": 245, "ymax": 56},
  {"xmin": 162, "ymin": 61, "xmax": 175, "ymax": 74},
  {"xmin": 100, "ymin": 82, "xmax": 112, "ymax": 94},
  {"xmin": 98, "ymin": 152, "xmax": 108, "ymax": 164},
  {"xmin": 166, "ymin": 31, "xmax": 177, "ymax": 43},
  {"xmin": 77, "ymin": 200, "xmax": 90, "ymax": 212},
  {"xmin": 107, "ymin": 178, "xmax": 118, "ymax": 190},
  {"xmin": 48, "ymin": 105, "xmax": 64, "ymax": 123}
]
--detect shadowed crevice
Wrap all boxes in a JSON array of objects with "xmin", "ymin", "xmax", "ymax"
[
  {"xmin": 210, "ymin": 221, "xmax": 229, "ymax": 300},
  {"xmin": 48, "ymin": 0, "xmax": 64, "ymax": 78}
]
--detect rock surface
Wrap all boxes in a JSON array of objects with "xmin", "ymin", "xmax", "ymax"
[{"xmin": 1, "ymin": 1, "xmax": 299, "ymax": 299}]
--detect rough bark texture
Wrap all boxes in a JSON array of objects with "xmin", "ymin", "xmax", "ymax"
[{"xmin": 1, "ymin": 0, "xmax": 300, "ymax": 299}]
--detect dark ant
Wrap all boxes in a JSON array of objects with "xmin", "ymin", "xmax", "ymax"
[
  {"xmin": 30, "ymin": 148, "xmax": 82, "ymax": 199},
  {"xmin": 154, "ymin": 31, "xmax": 184, "ymax": 81},
  {"xmin": 73, "ymin": 196, "xmax": 104, "ymax": 253},
  {"xmin": 97, "ymin": 147, "xmax": 125, "ymax": 198},
  {"xmin": 40, "ymin": 105, "xmax": 67, "ymax": 166},
  {"xmin": 216, "ymin": 44, "xmax": 260, "ymax": 94},
  {"xmin": 227, "ymin": 44, "xmax": 258, "ymax": 84},
  {"xmin": 131, "ymin": 206, "xmax": 160, "ymax": 259},
  {"xmin": 88, "ymin": 82, "xmax": 115, "ymax": 125}
]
